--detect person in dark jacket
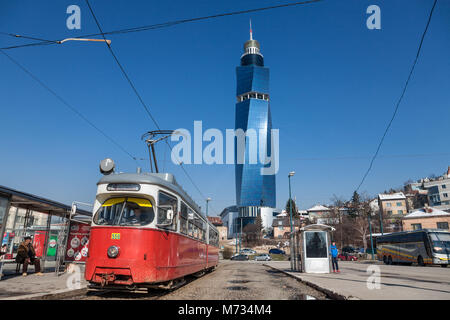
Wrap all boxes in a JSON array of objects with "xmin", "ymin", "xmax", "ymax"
[
  {"xmin": 330, "ymin": 242, "xmax": 340, "ymax": 273},
  {"xmin": 15, "ymin": 236, "xmax": 43, "ymax": 276},
  {"xmin": 0, "ymin": 244, "xmax": 7, "ymax": 257}
]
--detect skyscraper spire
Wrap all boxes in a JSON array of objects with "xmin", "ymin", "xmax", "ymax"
[{"xmin": 242, "ymin": 20, "xmax": 263, "ymax": 63}]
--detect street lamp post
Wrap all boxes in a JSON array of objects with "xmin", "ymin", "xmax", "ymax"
[
  {"xmin": 240, "ymin": 217, "xmax": 243, "ymax": 253},
  {"xmin": 378, "ymin": 207, "xmax": 384, "ymax": 235},
  {"xmin": 288, "ymin": 171, "xmax": 295, "ymax": 270},
  {"xmin": 368, "ymin": 213, "xmax": 375, "ymax": 260}
]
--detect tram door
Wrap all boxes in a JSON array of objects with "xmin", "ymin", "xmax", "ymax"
[{"xmin": 157, "ymin": 192, "xmax": 177, "ymax": 275}]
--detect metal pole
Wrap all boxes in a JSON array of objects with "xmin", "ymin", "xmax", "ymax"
[
  {"xmin": 240, "ymin": 217, "xmax": 242, "ymax": 252},
  {"xmin": 378, "ymin": 207, "xmax": 384, "ymax": 235},
  {"xmin": 150, "ymin": 143, "xmax": 159, "ymax": 173},
  {"xmin": 289, "ymin": 175, "xmax": 294, "ymax": 270},
  {"xmin": 147, "ymin": 143, "xmax": 153, "ymax": 173},
  {"xmin": 41, "ymin": 212, "xmax": 52, "ymax": 272},
  {"xmin": 0, "ymin": 196, "xmax": 12, "ymax": 249},
  {"xmin": 57, "ymin": 209, "xmax": 71, "ymax": 276},
  {"xmin": 235, "ymin": 216, "xmax": 238, "ymax": 254},
  {"xmin": 368, "ymin": 213, "xmax": 375, "ymax": 260}
]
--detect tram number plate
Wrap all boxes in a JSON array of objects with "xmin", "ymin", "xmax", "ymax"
[{"xmin": 111, "ymin": 233, "xmax": 121, "ymax": 240}]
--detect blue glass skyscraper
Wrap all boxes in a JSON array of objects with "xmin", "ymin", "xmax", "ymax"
[{"xmin": 235, "ymin": 28, "xmax": 276, "ymax": 223}]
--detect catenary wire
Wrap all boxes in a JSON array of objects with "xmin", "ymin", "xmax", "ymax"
[
  {"xmin": 85, "ymin": 0, "xmax": 217, "ymax": 213},
  {"xmin": 355, "ymin": 0, "xmax": 438, "ymax": 192},
  {"xmin": 0, "ymin": 49, "xmax": 139, "ymax": 163},
  {"xmin": 296, "ymin": 152, "xmax": 450, "ymax": 161},
  {"xmin": 0, "ymin": 0, "xmax": 322, "ymax": 50}
]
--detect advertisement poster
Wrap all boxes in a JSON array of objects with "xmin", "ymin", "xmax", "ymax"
[
  {"xmin": 47, "ymin": 235, "xmax": 58, "ymax": 257},
  {"xmin": 65, "ymin": 221, "xmax": 90, "ymax": 262},
  {"xmin": 32, "ymin": 232, "xmax": 57, "ymax": 257},
  {"xmin": 33, "ymin": 231, "xmax": 47, "ymax": 257}
]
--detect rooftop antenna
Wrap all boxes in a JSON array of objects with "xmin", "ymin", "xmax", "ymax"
[
  {"xmin": 249, "ymin": 19, "xmax": 253, "ymax": 40},
  {"xmin": 141, "ymin": 130, "xmax": 177, "ymax": 173}
]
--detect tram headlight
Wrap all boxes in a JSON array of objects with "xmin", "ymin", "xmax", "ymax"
[{"xmin": 107, "ymin": 245, "xmax": 120, "ymax": 258}]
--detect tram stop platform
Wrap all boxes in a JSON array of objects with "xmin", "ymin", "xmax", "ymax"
[
  {"xmin": 264, "ymin": 260, "xmax": 450, "ymax": 300},
  {"xmin": 0, "ymin": 262, "xmax": 87, "ymax": 300}
]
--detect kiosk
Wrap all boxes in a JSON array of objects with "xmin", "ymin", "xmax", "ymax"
[{"xmin": 298, "ymin": 224, "xmax": 335, "ymax": 273}]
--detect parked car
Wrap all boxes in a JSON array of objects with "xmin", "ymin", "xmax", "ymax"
[
  {"xmin": 338, "ymin": 253, "xmax": 358, "ymax": 261},
  {"xmin": 342, "ymin": 246, "xmax": 358, "ymax": 254},
  {"xmin": 231, "ymin": 254, "xmax": 249, "ymax": 261},
  {"xmin": 240, "ymin": 248, "xmax": 256, "ymax": 255},
  {"xmin": 269, "ymin": 248, "xmax": 285, "ymax": 255},
  {"xmin": 254, "ymin": 254, "xmax": 271, "ymax": 261}
]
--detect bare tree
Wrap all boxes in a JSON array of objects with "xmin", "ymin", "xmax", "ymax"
[
  {"xmin": 243, "ymin": 217, "xmax": 263, "ymax": 247},
  {"xmin": 351, "ymin": 194, "xmax": 375, "ymax": 250},
  {"xmin": 329, "ymin": 195, "xmax": 346, "ymax": 248}
]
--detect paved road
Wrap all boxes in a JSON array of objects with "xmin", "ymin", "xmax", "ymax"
[
  {"xmin": 265, "ymin": 261, "xmax": 450, "ymax": 300},
  {"xmin": 159, "ymin": 261, "xmax": 326, "ymax": 300},
  {"xmin": 60, "ymin": 260, "xmax": 327, "ymax": 300}
]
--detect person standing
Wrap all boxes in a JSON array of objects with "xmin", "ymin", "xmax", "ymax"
[
  {"xmin": 15, "ymin": 236, "xmax": 43, "ymax": 276},
  {"xmin": 330, "ymin": 241, "xmax": 340, "ymax": 273}
]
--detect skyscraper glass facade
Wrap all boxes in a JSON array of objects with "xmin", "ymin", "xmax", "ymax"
[{"xmin": 235, "ymin": 36, "xmax": 276, "ymax": 211}]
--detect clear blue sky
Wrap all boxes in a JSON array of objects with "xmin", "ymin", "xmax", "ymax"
[{"xmin": 1, "ymin": 0, "xmax": 449, "ymax": 215}]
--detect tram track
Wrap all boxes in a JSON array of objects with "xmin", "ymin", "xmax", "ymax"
[
  {"xmin": 34, "ymin": 287, "xmax": 171, "ymax": 300},
  {"xmin": 36, "ymin": 272, "xmax": 208, "ymax": 300},
  {"xmin": 30, "ymin": 262, "xmax": 328, "ymax": 300}
]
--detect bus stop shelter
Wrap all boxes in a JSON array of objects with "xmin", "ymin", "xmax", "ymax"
[
  {"xmin": 296, "ymin": 224, "xmax": 335, "ymax": 273},
  {"xmin": 0, "ymin": 185, "xmax": 91, "ymax": 278}
]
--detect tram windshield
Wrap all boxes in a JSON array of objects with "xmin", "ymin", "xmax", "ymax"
[{"xmin": 93, "ymin": 197, "xmax": 155, "ymax": 226}]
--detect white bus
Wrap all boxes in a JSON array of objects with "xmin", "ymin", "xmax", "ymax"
[{"xmin": 376, "ymin": 229, "xmax": 450, "ymax": 267}]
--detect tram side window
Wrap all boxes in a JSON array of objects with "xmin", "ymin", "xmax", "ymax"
[
  {"xmin": 188, "ymin": 220, "xmax": 194, "ymax": 237},
  {"xmin": 194, "ymin": 219, "xmax": 202, "ymax": 239},
  {"xmin": 194, "ymin": 226, "xmax": 199, "ymax": 239},
  {"xmin": 209, "ymin": 228, "xmax": 218, "ymax": 247},
  {"xmin": 202, "ymin": 222, "xmax": 207, "ymax": 242},
  {"xmin": 158, "ymin": 192, "xmax": 177, "ymax": 226},
  {"xmin": 180, "ymin": 202, "xmax": 188, "ymax": 234}
]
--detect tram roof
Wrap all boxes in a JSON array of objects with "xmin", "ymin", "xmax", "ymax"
[
  {"xmin": 97, "ymin": 172, "xmax": 206, "ymax": 219},
  {"xmin": 0, "ymin": 185, "xmax": 92, "ymax": 218}
]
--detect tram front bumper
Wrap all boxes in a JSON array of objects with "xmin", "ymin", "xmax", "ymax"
[{"xmin": 86, "ymin": 258, "xmax": 158, "ymax": 285}]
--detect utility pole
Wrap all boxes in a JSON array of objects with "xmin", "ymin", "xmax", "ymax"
[
  {"xmin": 288, "ymin": 171, "xmax": 295, "ymax": 270},
  {"xmin": 368, "ymin": 212, "xmax": 375, "ymax": 260}
]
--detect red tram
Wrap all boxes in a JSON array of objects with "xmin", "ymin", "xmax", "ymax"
[{"xmin": 85, "ymin": 170, "xmax": 219, "ymax": 290}]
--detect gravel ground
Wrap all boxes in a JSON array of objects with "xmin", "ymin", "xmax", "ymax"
[{"xmin": 158, "ymin": 260, "xmax": 327, "ymax": 300}]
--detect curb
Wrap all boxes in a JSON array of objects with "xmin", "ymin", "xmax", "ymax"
[
  {"xmin": 3, "ymin": 285, "xmax": 87, "ymax": 300},
  {"xmin": 263, "ymin": 264, "xmax": 352, "ymax": 300}
]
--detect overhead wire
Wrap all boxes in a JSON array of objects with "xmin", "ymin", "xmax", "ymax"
[
  {"xmin": 0, "ymin": 0, "xmax": 322, "ymax": 50},
  {"xmin": 355, "ymin": 0, "xmax": 438, "ymax": 193},
  {"xmin": 85, "ymin": 0, "xmax": 218, "ymax": 214},
  {"xmin": 0, "ymin": 49, "xmax": 139, "ymax": 163}
]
